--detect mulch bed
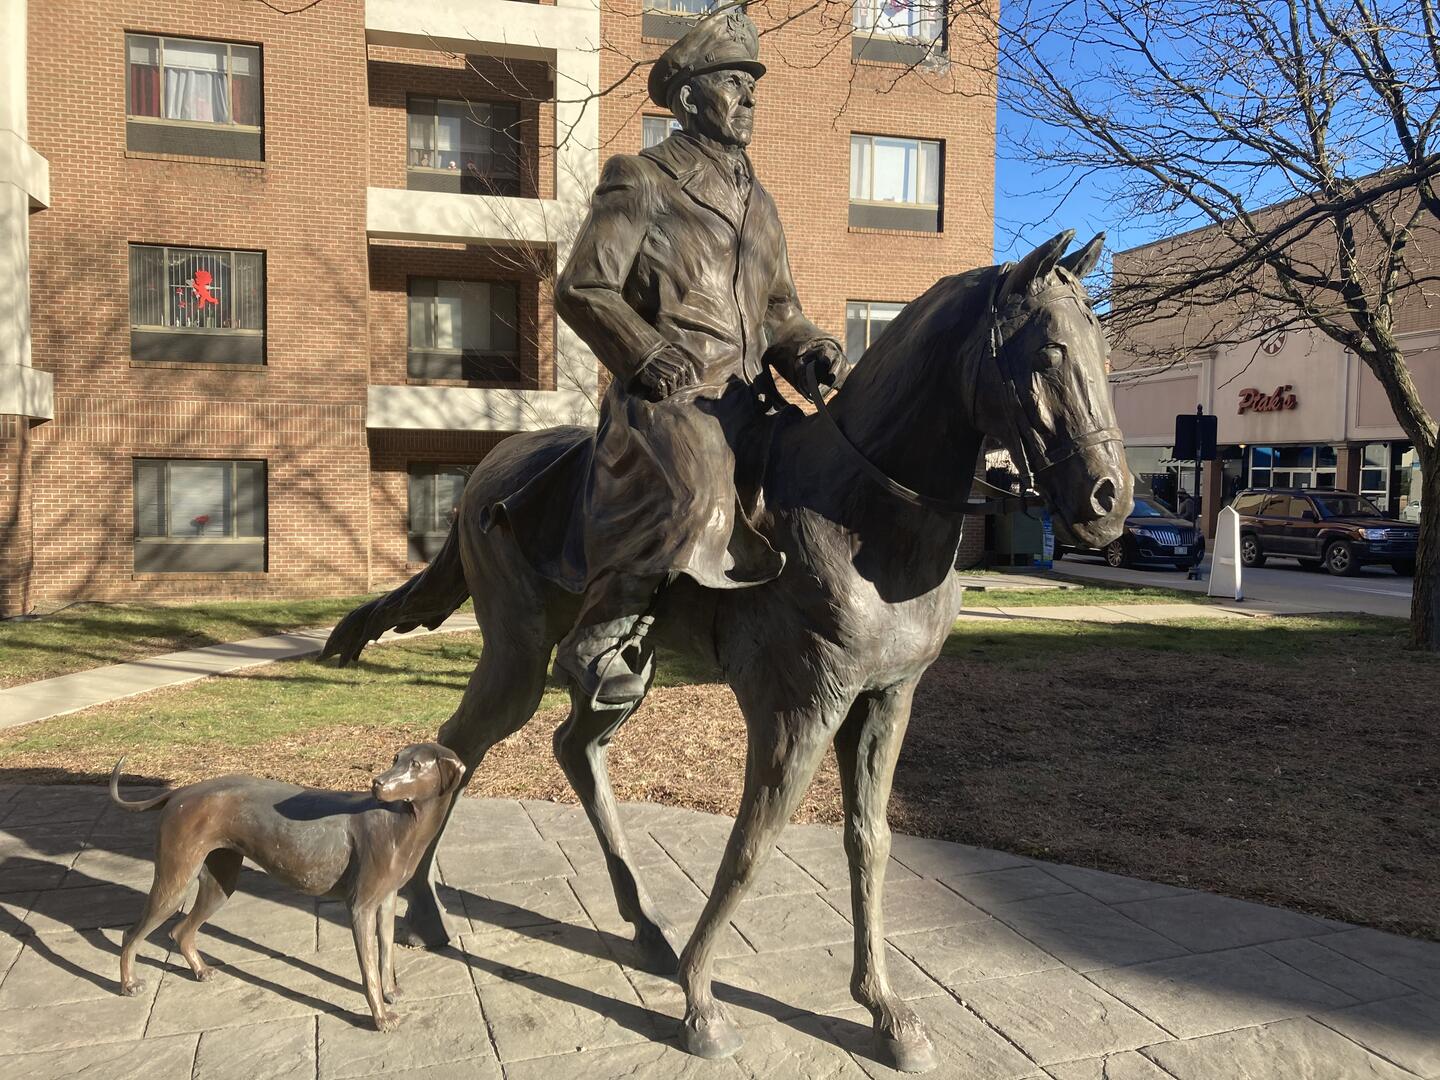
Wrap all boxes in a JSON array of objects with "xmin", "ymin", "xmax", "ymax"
[{"xmin": 6, "ymin": 625, "xmax": 1437, "ymax": 941}]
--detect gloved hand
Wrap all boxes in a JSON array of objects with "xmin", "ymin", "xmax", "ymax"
[
  {"xmin": 633, "ymin": 348, "xmax": 699, "ymax": 402},
  {"xmin": 800, "ymin": 339, "xmax": 852, "ymax": 393}
]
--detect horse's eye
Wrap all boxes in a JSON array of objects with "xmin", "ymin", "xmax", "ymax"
[{"xmin": 1038, "ymin": 344, "xmax": 1065, "ymax": 370}]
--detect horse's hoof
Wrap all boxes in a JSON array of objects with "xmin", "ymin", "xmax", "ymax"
[
  {"xmin": 629, "ymin": 922, "xmax": 681, "ymax": 976},
  {"xmin": 395, "ymin": 916, "xmax": 451, "ymax": 950},
  {"xmin": 876, "ymin": 1029, "xmax": 937, "ymax": 1074},
  {"xmin": 680, "ymin": 1012, "xmax": 743, "ymax": 1060}
]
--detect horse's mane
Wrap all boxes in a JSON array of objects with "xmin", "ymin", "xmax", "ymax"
[{"xmin": 831, "ymin": 263, "xmax": 1000, "ymax": 447}]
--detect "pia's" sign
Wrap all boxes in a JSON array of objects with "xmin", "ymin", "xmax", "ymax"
[{"xmin": 1237, "ymin": 385, "xmax": 1298, "ymax": 414}]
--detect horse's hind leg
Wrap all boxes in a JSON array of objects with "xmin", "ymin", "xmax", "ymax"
[
  {"xmin": 553, "ymin": 670, "xmax": 680, "ymax": 975},
  {"xmin": 834, "ymin": 682, "xmax": 936, "ymax": 1074},
  {"xmin": 398, "ymin": 610, "xmax": 554, "ymax": 949}
]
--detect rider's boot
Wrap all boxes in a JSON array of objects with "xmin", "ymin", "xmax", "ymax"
[{"xmin": 556, "ymin": 573, "xmax": 666, "ymax": 707}]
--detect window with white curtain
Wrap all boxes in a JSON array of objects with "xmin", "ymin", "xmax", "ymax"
[
  {"xmin": 850, "ymin": 135, "xmax": 941, "ymax": 205},
  {"xmin": 408, "ymin": 278, "xmax": 521, "ymax": 383},
  {"xmin": 126, "ymin": 35, "xmax": 262, "ymax": 127},
  {"xmin": 407, "ymin": 98, "xmax": 521, "ymax": 195},
  {"xmin": 642, "ymin": 116, "xmax": 683, "ymax": 148},
  {"xmin": 845, "ymin": 301, "xmax": 906, "ymax": 359},
  {"xmin": 852, "ymin": 0, "xmax": 944, "ymax": 44}
]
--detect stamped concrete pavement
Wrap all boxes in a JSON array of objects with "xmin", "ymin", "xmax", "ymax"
[{"xmin": 0, "ymin": 786, "xmax": 1435, "ymax": 1079}]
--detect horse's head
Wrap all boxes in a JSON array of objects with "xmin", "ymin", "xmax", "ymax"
[{"xmin": 976, "ymin": 230, "xmax": 1132, "ymax": 547}]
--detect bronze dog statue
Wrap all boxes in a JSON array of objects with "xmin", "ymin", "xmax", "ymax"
[{"xmin": 109, "ymin": 742, "xmax": 465, "ymax": 1031}]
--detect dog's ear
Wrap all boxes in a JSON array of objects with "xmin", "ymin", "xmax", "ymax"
[{"xmin": 435, "ymin": 752, "xmax": 466, "ymax": 794}]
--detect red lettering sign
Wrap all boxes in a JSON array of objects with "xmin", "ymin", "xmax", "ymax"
[{"xmin": 1237, "ymin": 385, "xmax": 1298, "ymax": 414}]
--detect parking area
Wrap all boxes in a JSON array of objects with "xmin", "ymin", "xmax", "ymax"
[{"xmin": 1053, "ymin": 552, "xmax": 1414, "ymax": 620}]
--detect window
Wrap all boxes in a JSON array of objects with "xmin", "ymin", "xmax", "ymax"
[
  {"xmin": 408, "ymin": 465, "xmax": 470, "ymax": 563},
  {"xmin": 845, "ymin": 301, "xmax": 905, "ymax": 359},
  {"xmin": 642, "ymin": 116, "xmax": 682, "ymax": 149},
  {"xmin": 852, "ymin": 0, "xmax": 945, "ymax": 61},
  {"xmin": 1360, "ymin": 442, "xmax": 1389, "ymax": 505},
  {"xmin": 408, "ymin": 278, "xmax": 521, "ymax": 382},
  {"xmin": 1246, "ymin": 444, "xmax": 1337, "ymax": 490},
  {"xmin": 129, "ymin": 244, "xmax": 265, "ymax": 364},
  {"xmin": 1232, "ymin": 493, "xmax": 1267, "ymax": 515},
  {"xmin": 849, "ymin": 135, "xmax": 942, "ymax": 231},
  {"xmin": 642, "ymin": 0, "xmax": 718, "ymax": 39},
  {"xmin": 125, "ymin": 34, "xmax": 263, "ymax": 159},
  {"xmin": 134, "ymin": 459, "xmax": 266, "ymax": 572},
  {"xmin": 407, "ymin": 98, "xmax": 521, "ymax": 196}
]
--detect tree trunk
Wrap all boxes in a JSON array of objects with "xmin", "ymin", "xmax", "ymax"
[{"xmin": 1411, "ymin": 450, "xmax": 1440, "ymax": 651}]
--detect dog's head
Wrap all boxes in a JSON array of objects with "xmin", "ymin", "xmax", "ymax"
[{"xmin": 371, "ymin": 743, "xmax": 465, "ymax": 809}]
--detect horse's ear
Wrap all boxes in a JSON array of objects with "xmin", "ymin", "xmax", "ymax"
[
  {"xmin": 997, "ymin": 229, "xmax": 1074, "ymax": 307},
  {"xmin": 1059, "ymin": 232, "xmax": 1105, "ymax": 278}
]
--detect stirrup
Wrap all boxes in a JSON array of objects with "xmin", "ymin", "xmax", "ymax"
[{"xmin": 586, "ymin": 614, "xmax": 656, "ymax": 710}]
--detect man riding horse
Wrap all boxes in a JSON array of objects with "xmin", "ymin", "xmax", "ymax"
[{"xmin": 512, "ymin": 11, "xmax": 850, "ymax": 706}]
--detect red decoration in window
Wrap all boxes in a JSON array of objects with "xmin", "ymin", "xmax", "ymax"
[{"xmin": 191, "ymin": 269, "xmax": 219, "ymax": 308}]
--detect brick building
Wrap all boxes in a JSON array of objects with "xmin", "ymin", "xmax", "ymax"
[{"xmin": 0, "ymin": 0, "xmax": 994, "ymax": 616}]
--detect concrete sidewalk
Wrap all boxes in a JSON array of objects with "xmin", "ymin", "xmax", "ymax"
[{"xmin": 1, "ymin": 787, "xmax": 1435, "ymax": 1079}]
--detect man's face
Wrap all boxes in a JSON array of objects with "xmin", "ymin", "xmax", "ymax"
[{"xmin": 682, "ymin": 69, "xmax": 757, "ymax": 147}]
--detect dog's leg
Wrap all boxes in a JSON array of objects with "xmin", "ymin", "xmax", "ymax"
[
  {"xmin": 170, "ymin": 849, "xmax": 241, "ymax": 982},
  {"xmin": 378, "ymin": 892, "xmax": 401, "ymax": 1003},
  {"xmin": 352, "ymin": 903, "xmax": 399, "ymax": 1032},
  {"xmin": 120, "ymin": 847, "xmax": 202, "ymax": 996}
]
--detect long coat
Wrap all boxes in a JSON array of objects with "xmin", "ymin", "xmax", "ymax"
[{"xmin": 493, "ymin": 133, "xmax": 838, "ymax": 593}]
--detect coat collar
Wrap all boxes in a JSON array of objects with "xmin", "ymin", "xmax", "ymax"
[{"xmin": 642, "ymin": 133, "xmax": 751, "ymax": 233}]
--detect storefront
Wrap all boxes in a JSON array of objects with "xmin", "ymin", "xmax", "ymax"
[{"xmin": 1109, "ymin": 328, "xmax": 1435, "ymax": 534}]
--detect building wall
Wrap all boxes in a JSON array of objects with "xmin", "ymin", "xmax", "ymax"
[
  {"xmin": 598, "ymin": 8, "xmax": 996, "ymax": 343},
  {"xmin": 25, "ymin": 0, "xmax": 373, "ymax": 605},
  {"xmin": 16, "ymin": 1, "xmax": 997, "ymax": 609},
  {"xmin": 368, "ymin": 428, "xmax": 512, "ymax": 586}
]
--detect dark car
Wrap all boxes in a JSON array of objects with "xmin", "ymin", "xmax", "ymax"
[
  {"xmin": 1232, "ymin": 489, "xmax": 1417, "ymax": 576},
  {"xmin": 1054, "ymin": 494, "xmax": 1205, "ymax": 569}
]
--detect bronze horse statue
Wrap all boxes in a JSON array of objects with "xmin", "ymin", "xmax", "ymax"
[{"xmin": 324, "ymin": 230, "xmax": 1132, "ymax": 1071}]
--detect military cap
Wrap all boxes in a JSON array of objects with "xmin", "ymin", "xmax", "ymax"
[{"xmin": 647, "ymin": 10, "xmax": 766, "ymax": 109}]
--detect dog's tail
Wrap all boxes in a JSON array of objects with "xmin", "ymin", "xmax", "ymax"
[
  {"xmin": 321, "ymin": 520, "xmax": 469, "ymax": 668},
  {"xmin": 108, "ymin": 757, "xmax": 173, "ymax": 813}
]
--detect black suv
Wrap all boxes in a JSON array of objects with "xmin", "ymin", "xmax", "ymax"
[{"xmin": 1232, "ymin": 489, "xmax": 1418, "ymax": 576}]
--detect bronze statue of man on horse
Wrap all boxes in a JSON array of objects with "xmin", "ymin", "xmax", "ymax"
[
  {"xmin": 325, "ymin": 9, "xmax": 1133, "ymax": 1071},
  {"xmin": 490, "ymin": 10, "xmax": 850, "ymax": 707}
]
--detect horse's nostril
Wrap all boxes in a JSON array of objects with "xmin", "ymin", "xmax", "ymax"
[{"xmin": 1090, "ymin": 478, "xmax": 1117, "ymax": 517}]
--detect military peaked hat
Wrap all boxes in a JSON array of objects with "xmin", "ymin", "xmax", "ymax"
[{"xmin": 647, "ymin": 10, "xmax": 766, "ymax": 109}]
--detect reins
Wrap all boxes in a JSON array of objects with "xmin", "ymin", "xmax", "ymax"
[
  {"xmin": 803, "ymin": 362, "xmax": 974, "ymax": 516},
  {"xmin": 802, "ymin": 270, "xmax": 1123, "ymax": 518}
]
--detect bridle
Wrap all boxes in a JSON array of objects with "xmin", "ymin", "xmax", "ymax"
[{"xmin": 805, "ymin": 272, "xmax": 1122, "ymax": 514}]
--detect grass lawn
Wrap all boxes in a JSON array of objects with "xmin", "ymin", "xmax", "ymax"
[
  {"xmin": 3, "ymin": 611, "xmax": 1435, "ymax": 941},
  {"xmin": 0, "ymin": 596, "xmax": 392, "ymax": 688}
]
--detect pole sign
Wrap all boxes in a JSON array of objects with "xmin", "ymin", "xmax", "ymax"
[
  {"xmin": 1174, "ymin": 411, "xmax": 1218, "ymax": 460},
  {"xmin": 1037, "ymin": 511, "xmax": 1055, "ymax": 570},
  {"xmin": 1207, "ymin": 506, "xmax": 1243, "ymax": 601}
]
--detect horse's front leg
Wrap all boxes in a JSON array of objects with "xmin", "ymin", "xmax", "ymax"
[
  {"xmin": 678, "ymin": 692, "xmax": 845, "ymax": 1060},
  {"xmin": 834, "ymin": 682, "xmax": 936, "ymax": 1074}
]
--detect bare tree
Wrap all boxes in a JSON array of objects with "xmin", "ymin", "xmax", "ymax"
[{"xmin": 1005, "ymin": 0, "xmax": 1440, "ymax": 648}]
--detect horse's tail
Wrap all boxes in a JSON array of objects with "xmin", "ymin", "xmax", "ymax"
[
  {"xmin": 109, "ymin": 757, "xmax": 174, "ymax": 813},
  {"xmin": 321, "ymin": 521, "xmax": 470, "ymax": 667}
]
